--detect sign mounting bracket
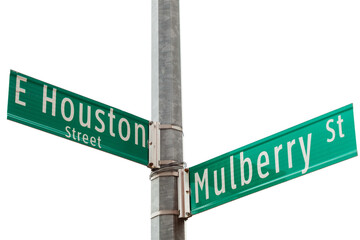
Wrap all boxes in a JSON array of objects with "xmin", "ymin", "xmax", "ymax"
[{"xmin": 178, "ymin": 168, "xmax": 191, "ymax": 219}]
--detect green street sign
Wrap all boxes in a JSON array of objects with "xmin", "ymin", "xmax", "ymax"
[
  {"xmin": 189, "ymin": 104, "xmax": 357, "ymax": 215},
  {"xmin": 7, "ymin": 70, "xmax": 149, "ymax": 165}
]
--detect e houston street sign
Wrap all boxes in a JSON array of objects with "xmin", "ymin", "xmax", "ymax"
[
  {"xmin": 189, "ymin": 104, "xmax": 357, "ymax": 215},
  {"xmin": 7, "ymin": 70, "xmax": 149, "ymax": 165}
]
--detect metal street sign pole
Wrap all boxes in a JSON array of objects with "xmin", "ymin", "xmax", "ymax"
[{"xmin": 151, "ymin": 0, "xmax": 185, "ymax": 239}]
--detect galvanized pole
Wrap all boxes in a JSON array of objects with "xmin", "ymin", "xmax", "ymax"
[{"xmin": 151, "ymin": 0, "xmax": 185, "ymax": 239}]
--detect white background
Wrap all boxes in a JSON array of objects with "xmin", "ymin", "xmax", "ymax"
[{"xmin": 1, "ymin": 1, "xmax": 359, "ymax": 239}]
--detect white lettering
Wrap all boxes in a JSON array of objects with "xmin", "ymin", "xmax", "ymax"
[
  {"xmin": 135, "ymin": 123, "xmax": 146, "ymax": 147},
  {"xmin": 230, "ymin": 156, "xmax": 237, "ymax": 190},
  {"xmin": 79, "ymin": 103, "xmax": 91, "ymax": 128},
  {"xmin": 95, "ymin": 109, "xmax": 105, "ymax": 133},
  {"xmin": 119, "ymin": 118, "xmax": 130, "ymax": 141},
  {"xmin": 72, "ymin": 128, "xmax": 76, "ymax": 140},
  {"xmin": 108, "ymin": 108, "xmax": 115, "ymax": 137},
  {"xmin": 42, "ymin": 85, "xmax": 57, "ymax": 116},
  {"xmin": 97, "ymin": 136, "xmax": 102, "ymax": 148},
  {"xmin": 90, "ymin": 136, "xmax": 96, "ymax": 146},
  {"xmin": 274, "ymin": 144, "xmax": 282, "ymax": 173},
  {"xmin": 287, "ymin": 139, "xmax": 296, "ymax": 169},
  {"xmin": 257, "ymin": 151, "xmax": 269, "ymax": 179},
  {"xmin": 83, "ymin": 133, "xmax": 89, "ymax": 144},
  {"xmin": 65, "ymin": 126, "xmax": 101, "ymax": 148},
  {"xmin": 337, "ymin": 115, "xmax": 345, "ymax": 138},
  {"xmin": 77, "ymin": 131, "xmax": 82, "ymax": 141},
  {"xmin": 65, "ymin": 126, "xmax": 71, "ymax": 138},
  {"xmin": 195, "ymin": 169, "xmax": 209, "ymax": 203},
  {"xmin": 299, "ymin": 133, "xmax": 312, "ymax": 174},
  {"xmin": 240, "ymin": 152, "xmax": 252, "ymax": 186},
  {"xmin": 326, "ymin": 119, "xmax": 335, "ymax": 142},
  {"xmin": 61, "ymin": 98, "xmax": 74, "ymax": 122},
  {"xmin": 15, "ymin": 75, "xmax": 27, "ymax": 106},
  {"xmin": 214, "ymin": 168, "xmax": 226, "ymax": 195}
]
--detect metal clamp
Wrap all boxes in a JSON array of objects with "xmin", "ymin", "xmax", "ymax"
[
  {"xmin": 149, "ymin": 162, "xmax": 186, "ymax": 180},
  {"xmin": 178, "ymin": 169, "xmax": 191, "ymax": 219},
  {"xmin": 148, "ymin": 121, "xmax": 184, "ymax": 169},
  {"xmin": 150, "ymin": 169, "xmax": 191, "ymax": 219},
  {"xmin": 150, "ymin": 168, "xmax": 191, "ymax": 219},
  {"xmin": 148, "ymin": 121, "xmax": 160, "ymax": 169}
]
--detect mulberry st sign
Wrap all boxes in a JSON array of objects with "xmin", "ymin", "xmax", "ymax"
[
  {"xmin": 189, "ymin": 104, "xmax": 357, "ymax": 215},
  {"xmin": 7, "ymin": 70, "xmax": 149, "ymax": 165}
]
